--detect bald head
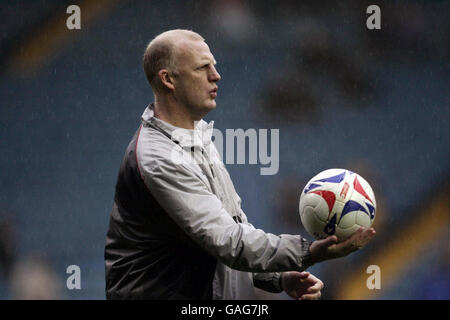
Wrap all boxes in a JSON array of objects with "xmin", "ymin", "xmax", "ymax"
[{"xmin": 143, "ymin": 29, "xmax": 205, "ymax": 91}]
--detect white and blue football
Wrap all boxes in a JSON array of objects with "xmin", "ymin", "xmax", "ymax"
[{"xmin": 299, "ymin": 169, "xmax": 376, "ymax": 240}]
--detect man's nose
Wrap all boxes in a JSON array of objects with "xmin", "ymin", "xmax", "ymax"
[{"xmin": 209, "ymin": 66, "xmax": 221, "ymax": 82}]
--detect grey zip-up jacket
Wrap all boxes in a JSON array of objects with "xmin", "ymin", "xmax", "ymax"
[{"xmin": 105, "ymin": 104, "xmax": 312, "ymax": 299}]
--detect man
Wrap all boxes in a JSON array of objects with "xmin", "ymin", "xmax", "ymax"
[{"xmin": 104, "ymin": 29, "xmax": 376, "ymax": 300}]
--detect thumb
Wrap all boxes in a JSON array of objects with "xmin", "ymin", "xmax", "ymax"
[
  {"xmin": 298, "ymin": 272, "xmax": 310, "ymax": 279},
  {"xmin": 316, "ymin": 235, "xmax": 338, "ymax": 248}
]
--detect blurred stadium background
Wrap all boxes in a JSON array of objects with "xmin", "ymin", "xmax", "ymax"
[{"xmin": 0, "ymin": 0, "xmax": 448, "ymax": 299}]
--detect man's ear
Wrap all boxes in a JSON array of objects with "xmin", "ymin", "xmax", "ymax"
[{"xmin": 159, "ymin": 69, "xmax": 175, "ymax": 90}]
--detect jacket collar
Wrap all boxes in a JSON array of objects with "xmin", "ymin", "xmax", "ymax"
[{"xmin": 141, "ymin": 104, "xmax": 215, "ymax": 149}]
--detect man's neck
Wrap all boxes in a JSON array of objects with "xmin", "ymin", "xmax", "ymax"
[{"xmin": 153, "ymin": 97, "xmax": 201, "ymax": 130}]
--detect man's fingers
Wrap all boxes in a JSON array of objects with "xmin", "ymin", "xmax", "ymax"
[
  {"xmin": 358, "ymin": 227, "xmax": 376, "ymax": 239},
  {"xmin": 298, "ymin": 272, "xmax": 310, "ymax": 279},
  {"xmin": 364, "ymin": 227, "xmax": 376, "ymax": 238},
  {"xmin": 300, "ymin": 291, "xmax": 322, "ymax": 300},
  {"xmin": 343, "ymin": 227, "xmax": 365, "ymax": 243},
  {"xmin": 310, "ymin": 228, "xmax": 376, "ymax": 262},
  {"xmin": 352, "ymin": 227, "xmax": 376, "ymax": 247},
  {"xmin": 318, "ymin": 235, "xmax": 338, "ymax": 248},
  {"xmin": 358, "ymin": 228, "xmax": 376, "ymax": 246},
  {"xmin": 328, "ymin": 227, "xmax": 377, "ymax": 257},
  {"xmin": 306, "ymin": 282, "xmax": 323, "ymax": 293}
]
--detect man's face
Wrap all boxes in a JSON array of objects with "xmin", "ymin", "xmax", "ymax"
[{"xmin": 171, "ymin": 40, "xmax": 221, "ymax": 117}]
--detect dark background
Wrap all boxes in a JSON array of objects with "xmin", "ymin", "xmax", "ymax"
[{"xmin": 0, "ymin": 0, "xmax": 448, "ymax": 299}]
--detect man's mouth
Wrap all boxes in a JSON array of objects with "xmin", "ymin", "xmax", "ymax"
[{"xmin": 209, "ymin": 87, "xmax": 218, "ymax": 98}]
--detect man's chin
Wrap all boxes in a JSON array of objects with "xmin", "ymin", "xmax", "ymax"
[
  {"xmin": 205, "ymin": 100, "xmax": 217, "ymax": 110},
  {"xmin": 192, "ymin": 101, "xmax": 216, "ymax": 117}
]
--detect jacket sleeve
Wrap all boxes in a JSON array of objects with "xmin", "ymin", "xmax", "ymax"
[
  {"xmin": 252, "ymin": 272, "xmax": 283, "ymax": 293},
  {"xmin": 252, "ymin": 238, "xmax": 311, "ymax": 292},
  {"xmin": 138, "ymin": 151, "xmax": 313, "ymax": 273}
]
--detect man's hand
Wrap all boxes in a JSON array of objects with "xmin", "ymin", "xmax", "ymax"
[
  {"xmin": 309, "ymin": 227, "xmax": 376, "ymax": 264},
  {"xmin": 281, "ymin": 271, "xmax": 323, "ymax": 300}
]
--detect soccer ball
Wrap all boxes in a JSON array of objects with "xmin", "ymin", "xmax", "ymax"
[{"xmin": 299, "ymin": 168, "xmax": 376, "ymax": 240}]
